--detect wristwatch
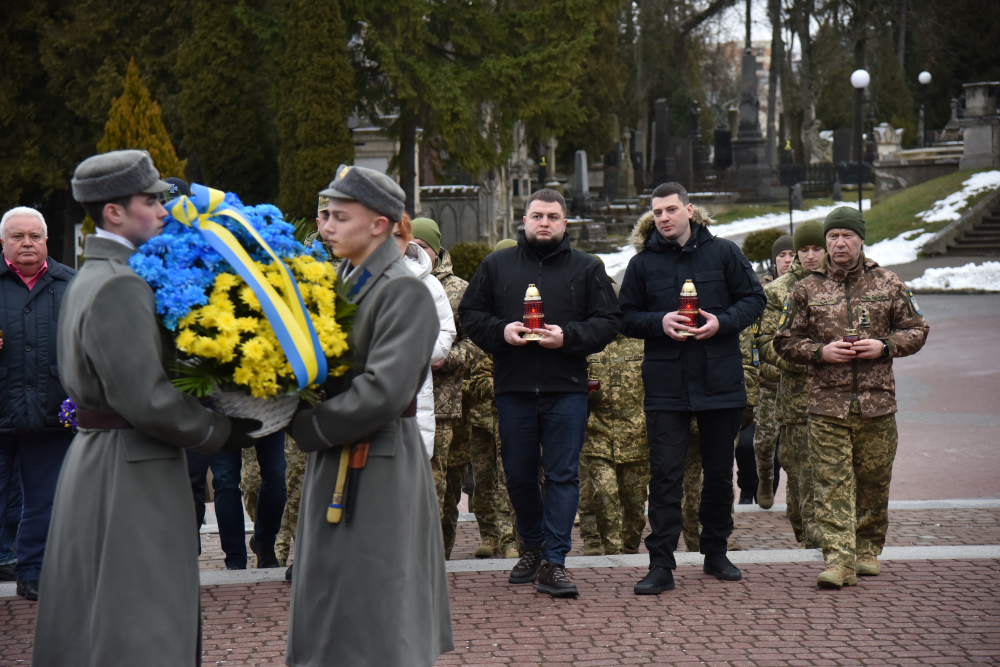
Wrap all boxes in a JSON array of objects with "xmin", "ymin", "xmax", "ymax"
[{"xmin": 880, "ymin": 340, "xmax": 890, "ymax": 358}]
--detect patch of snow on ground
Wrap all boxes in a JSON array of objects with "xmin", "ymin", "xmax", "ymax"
[
  {"xmin": 595, "ymin": 200, "xmax": 872, "ymax": 274},
  {"xmin": 864, "ymin": 228, "xmax": 937, "ymax": 266},
  {"xmin": 917, "ymin": 170, "xmax": 1000, "ymax": 223},
  {"xmin": 710, "ymin": 200, "xmax": 871, "ymax": 238},
  {"xmin": 909, "ymin": 262, "xmax": 1000, "ymax": 291}
]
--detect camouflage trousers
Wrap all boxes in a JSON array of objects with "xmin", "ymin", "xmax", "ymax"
[
  {"xmin": 430, "ymin": 419, "xmax": 455, "ymax": 524},
  {"xmin": 578, "ymin": 456, "xmax": 650, "ymax": 554},
  {"xmin": 779, "ymin": 422, "xmax": 819, "ymax": 547},
  {"xmin": 754, "ymin": 386, "xmax": 780, "ymax": 488},
  {"xmin": 681, "ymin": 424, "xmax": 739, "ymax": 552},
  {"xmin": 469, "ymin": 417, "xmax": 517, "ymax": 555},
  {"xmin": 440, "ymin": 417, "xmax": 472, "ymax": 559},
  {"xmin": 241, "ymin": 438, "xmax": 307, "ymax": 566},
  {"xmin": 809, "ymin": 410, "xmax": 898, "ymax": 568}
]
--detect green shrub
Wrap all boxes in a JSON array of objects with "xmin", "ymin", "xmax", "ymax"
[
  {"xmin": 449, "ymin": 241, "xmax": 492, "ymax": 282},
  {"xmin": 742, "ymin": 229, "xmax": 785, "ymax": 267}
]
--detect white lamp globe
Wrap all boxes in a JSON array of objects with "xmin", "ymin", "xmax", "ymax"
[
  {"xmin": 851, "ymin": 69, "xmax": 870, "ymax": 89},
  {"xmin": 919, "ymin": 71, "xmax": 932, "ymax": 85}
]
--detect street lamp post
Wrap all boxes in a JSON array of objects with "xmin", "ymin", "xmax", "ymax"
[
  {"xmin": 918, "ymin": 71, "xmax": 932, "ymax": 148},
  {"xmin": 851, "ymin": 69, "xmax": 870, "ymax": 213}
]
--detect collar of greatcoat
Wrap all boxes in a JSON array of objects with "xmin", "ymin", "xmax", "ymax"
[
  {"xmin": 83, "ymin": 234, "xmax": 137, "ymax": 264},
  {"xmin": 336, "ymin": 235, "xmax": 402, "ymax": 305}
]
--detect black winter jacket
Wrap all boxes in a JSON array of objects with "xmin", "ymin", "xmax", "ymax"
[
  {"xmin": 0, "ymin": 258, "xmax": 77, "ymax": 433},
  {"xmin": 619, "ymin": 211, "xmax": 765, "ymax": 412},
  {"xmin": 459, "ymin": 231, "xmax": 623, "ymax": 395}
]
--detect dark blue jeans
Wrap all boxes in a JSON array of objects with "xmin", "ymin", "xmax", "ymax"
[
  {"xmin": 495, "ymin": 392, "xmax": 588, "ymax": 565},
  {"xmin": 0, "ymin": 431, "xmax": 73, "ymax": 581},
  {"xmin": 188, "ymin": 431, "xmax": 286, "ymax": 569},
  {"xmin": 0, "ymin": 453, "xmax": 21, "ymax": 565}
]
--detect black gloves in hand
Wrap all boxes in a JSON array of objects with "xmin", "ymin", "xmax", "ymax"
[
  {"xmin": 221, "ymin": 417, "xmax": 264, "ymax": 451},
  {"xmin": 740, "ymin": 407, "xmax": 755, "ymax": 431}
]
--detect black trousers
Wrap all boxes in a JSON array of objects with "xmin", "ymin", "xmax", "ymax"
[{"xmin": 645, "ymin": 408, "xmax": 742, "ymax": 568}]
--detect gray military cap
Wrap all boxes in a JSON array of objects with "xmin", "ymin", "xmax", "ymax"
[
  {"xmin": 319, "ymin": 164, "xmax": 405, "ymax": 222},
  {"xmin": 71, "ymin": 150, "xmax": 171, "ymax": 203}
]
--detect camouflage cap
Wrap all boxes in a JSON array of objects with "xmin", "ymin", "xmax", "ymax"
[
  {"xmin": 319, "ymin": 164, "xmax": 405, "ymax": 221},
  {"xmin": 318, "ymin": 195, "xmax": 330, "ymax": 213},
  {"xmin": 71, "ymin": 150, "xmax": 170, "ymax": 203}
]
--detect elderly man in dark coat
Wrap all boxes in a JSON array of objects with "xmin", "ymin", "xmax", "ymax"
[
  {"xmin": 287, "ymin": 165, "xmax": 453, "ymax": 667},
  {"xmin": 33, "ymin": 150, "xmax": 258, "ymax": 667},
  {"xmin": 0, "ymin": 206, "xmax": 77, "ymax": 601}
]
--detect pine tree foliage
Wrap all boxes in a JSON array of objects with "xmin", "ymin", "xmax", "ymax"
[
  {"xmin": 97, "ymin": 58, "xmax": 187, "ymax": 178},
  {"xmin": 176, "ymin": 0, "xmax": 278, "ymax": 202},
  {"xmin": 276, "ymin": 0, "xmax": 355, "ymax": 221}
]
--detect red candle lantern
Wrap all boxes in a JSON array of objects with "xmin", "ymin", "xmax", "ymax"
[
  {"xmin": 678, "ymin": 279, "xmax": 699, "ymax": 336},
  {"xmin": 842, "ymin": 328, "xmax": 860, "ymax": 344},
  {"xmin": 523, "ymin": 284, "xmax": 545, "ymax": 341}
]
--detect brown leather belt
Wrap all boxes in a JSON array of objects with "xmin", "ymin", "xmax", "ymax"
[
  {"xmin": 77, "ymin": 410, "xmax": 133, "ymax": 430},
  {"xmin": 401, "ymin": 396, "xmax": 417, "ymax": 419}
]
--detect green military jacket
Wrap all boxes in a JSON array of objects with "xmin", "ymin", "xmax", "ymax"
[
  {"xmin": 774, "ymin": 253, "xmax": 929, "ymax": 420},
  {"xmin": 754, "ymin": 271, "xmax": 780, "ymax": 388},
  {"xmin": 758, "ymin": 258, "xmax": 810, "ymax": 424},
  {"xmin": 585, "ymin": 334, "xmax": 648, "ymax": 463},
  {"xmin": 431, "ymin": 249, "xmax": 482, "ymax": 420}
]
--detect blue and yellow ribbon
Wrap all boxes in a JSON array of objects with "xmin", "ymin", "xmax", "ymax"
[{"xmin": 169, "ymin": 184, "xmax": 328, "ymax": 390}]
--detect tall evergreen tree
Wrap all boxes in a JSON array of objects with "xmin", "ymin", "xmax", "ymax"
[
  {"xmin": 97, "ymin": 58, "xmax": 187, "ymax": 178},
  {"xmin": 276, "ymin": 0, "xmax": 355, "ymax": 220},
  {"xmin": 176, "ymin": 0, "xmax": 278, "ymax": 202}
]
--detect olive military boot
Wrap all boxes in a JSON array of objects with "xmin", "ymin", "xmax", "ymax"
[
  {"xmin": 817, "ymin": 564, "xmax": 857, "ymax": 588},
  {"xmin": 856, "ymin": 554, "xmax": 880, "ymax": 576}
]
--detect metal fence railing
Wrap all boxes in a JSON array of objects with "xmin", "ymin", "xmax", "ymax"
[{"xmin": 779, "ymin": 162, "xmax": 872, "ymax": 197}]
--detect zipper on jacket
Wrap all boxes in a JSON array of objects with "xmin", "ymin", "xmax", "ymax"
[{"xmin": 845, "ymin": 274, "xmax": 858, "ymax": 408}]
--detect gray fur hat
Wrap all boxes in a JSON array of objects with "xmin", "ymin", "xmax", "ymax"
[
  {"xmin": 319, "ymin": 164, "xmax": 405, "ymax": 221},
  {"xmin": 71, "ymin": 150, "xmax": 170, "ymax": 203}
]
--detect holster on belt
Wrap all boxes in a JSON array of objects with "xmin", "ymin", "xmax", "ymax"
[{"xmin": 332, "ymin": 393, "xmax": 418, "ymax": 525}]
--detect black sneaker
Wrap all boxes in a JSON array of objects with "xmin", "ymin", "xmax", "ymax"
[
  {"xmin": 703, "ymin": 553, "xmax": 742, "ymax": 581},
  {"xmin": 634, "ymin": 565, "xmax": 675, "ymax": 595},
  {"xmin": 536, "ymin": 561, "xmax": 578, "ymax": 597},
  {"xmin": 285, "ymin": 563, "xmax": 293, "ymax": 581},
  {"xmin": 508, "ymin": 548, "xmax": 542, "ymax": 584}
]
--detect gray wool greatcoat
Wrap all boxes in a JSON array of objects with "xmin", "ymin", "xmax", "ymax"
[
  {"xmin": 33, "ymin": 235, "xmax": 231, "ymax": 667},
  {"xmin": 288, "ymin": 236, "xmax": 454, "ymax": 667}
]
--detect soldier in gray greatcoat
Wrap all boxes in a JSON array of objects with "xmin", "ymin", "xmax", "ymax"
[
  {"xmin": 33, "ymin": 150, "xmax": 259, "ymax": 667},
  {"xmin": 286, "ymin": 165, "xmax": 453, "ymax": 667}
]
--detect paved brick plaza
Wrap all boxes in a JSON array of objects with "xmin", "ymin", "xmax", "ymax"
[{"xmin": 3, "ymin": 558, "xmax": 998, "ymax": 665}]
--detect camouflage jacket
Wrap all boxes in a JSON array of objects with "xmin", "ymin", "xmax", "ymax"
[
  {"xmin": 432, "ymin": 249, "xmax": 483, "ymax": 419},
  {"xmin": 758, "ymin": 258, "xmax": 810, "ymax": 424},
  {"xmin": 754, "ymin": 271, "xmax": 779, "ymax": 388},
  {"xmin": 585, "ymin": 334, "xmax": 648, "ymax": 463},
  {"xmin": 468, "ymin": 354, "xmax": 496, "ymax": 427},
  {"xmin": 773, "ymin": 254, "xmax": 929, "ymax": 419}
]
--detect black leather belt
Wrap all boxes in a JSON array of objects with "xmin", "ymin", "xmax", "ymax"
[{"xmin": 77, "ymin": 410, "xmax": 133, "ymax": 430}]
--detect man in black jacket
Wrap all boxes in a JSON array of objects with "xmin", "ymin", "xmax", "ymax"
[
  {"xmin": 0, "ymin": 206, "xmax": 77, "ymax": 601},
  {"xmin": 619, "ymin": 182, "xmax": 765, "ymax": 594},
  {"xmin": 459, "ymin": 189, "xmax": 622, "ymax": 597}
]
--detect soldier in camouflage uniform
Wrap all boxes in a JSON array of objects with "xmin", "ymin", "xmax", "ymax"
[
  {"xmin": 752, "ymin": 235, "xmax": 794, "ymax": 508},
  {"xmin": 774, "ymin": 207, "xmax": 928, "ymax": 587},
  {"xmin": 412, "ymin": 218, "xmax": 483, "ymax": 558},
  {"xmin": 468, "ymin": 354, "xmax": 518, "ymax": 557},
  {"xmin": 580, "ymin": 332, "xmax": 650, "ymax": 555},
  {"xmin": 681, "ymin": 325, "xmax": 759, "ymax": 551},
  {"xmin": 757, "ymin": 221, "xmax": 826, "ymax": 548}
]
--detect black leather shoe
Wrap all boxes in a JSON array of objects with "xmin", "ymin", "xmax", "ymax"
[
  {"xmin": 508, "ymin": 548, "xmax": 542, "ymax": 584},
  {"xmin": 285, "ymin": 563, "xmax": 293, "ymax": 581},
  {"xmin": 704, "ymin": 553, "xmax": 742, "ymax": 581},
  {"xmin": 634, "ymin": 565, "xmax": 675, "ymax": 595},
  {"xmin": 0, "ymin": 563, "xmax": 15, "ymax": 581},
  {"xmin": 536, "ymin": 561, "xmax": 578, "ymax": 597},
  {"xmin": 249, "ymin": 536, "xmax": 280, "ymax": 569},
  {"xmin": 16, "ymin": 580, "xmax": 39, "ymax": 601}
]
